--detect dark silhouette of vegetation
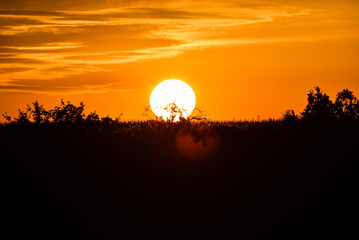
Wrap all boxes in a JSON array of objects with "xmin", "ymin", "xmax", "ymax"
[
  {"xmin": 1, "ymin": 86, "xmax": 357, "ymax": 238},
  {"xmin": 3, "ymin": 86, "xmax": 357, "ymax": 126},
  {"xmin": 2, "ymin": 99, "xmax": 123, "ymax": 126},
  {"xmin": 50, "ymin": 100, "xmax": 86, "ymax": 123},
  {"xmin": 335, "ymin": 88, "xmax": 359, "ymax": 119},
  {"xmin": 163, "ymin": 102, "xmax": 186, "ymax": 122},
  {"xmin": 282, "ymin": 86, "xmax": 359, "ymax": 121},
  {"xmin": 142, "ymin": 103, "xmax": 207, "ymax": 122},
  {"xmin": 301, "ymin": 86, "xmax": 336, "ymax": 120},
  {"xmin": 27, "ymin": 100, "xmax": 50, "ymax": 124},
  {"xmin": 282, "ymin": 109, "xmax": 298, "ymax": 122}
]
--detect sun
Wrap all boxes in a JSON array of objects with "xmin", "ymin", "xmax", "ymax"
[{"xmin": 150, "ymin": 79, "xmax": 196, "ymax": 121}]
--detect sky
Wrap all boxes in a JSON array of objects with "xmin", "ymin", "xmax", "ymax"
[{"xmin": 1, "ymin": 0, "xmax": 359, "ymax": 120}]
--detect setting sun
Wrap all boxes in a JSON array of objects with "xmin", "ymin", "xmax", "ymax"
[{"xmin": 150, "ymin": 79, "xmax": 196, "ymax": 121}]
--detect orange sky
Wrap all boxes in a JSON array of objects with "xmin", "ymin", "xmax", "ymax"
[{"xmin": 1, "ymin": 0, "xmax": 359, "ymax": 120}]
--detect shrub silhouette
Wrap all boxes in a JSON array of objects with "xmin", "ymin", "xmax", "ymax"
[
  {"xmin": 301, "ymin": 86, "xmax": 336, "ymax": 120},
  {"xmin": 335, "ymin": 88, "xmax": 359, "ymax": 119},
  {"xmin": 50, "ymin": 99, "xmax": 86, "ymax": 123},
  {"xmin": 27, "ymin": 100, "xmax": 50, "ymax": 124},
  {"xmin": 2, "ymin": 86, "xmax": 359, "ymax": 125},
  {"xmin": 301, "ymin": 87, "xmax": 359, "ymax": 120},
  {"xmin": 282, "ymin": 109, "xmax": 298, "ymax": 122},
  {"xmin": 85, "ymin": 111, "xmax": 100, "ymax": 122},
  {"xmin": 3, "ymin": 108, "xmax": 31, "ymax": 124},
  {"xmin": 14, "ymin": 109, "xmax": 31, "ymax": 124},
  {"xmin": 163, "ymin": 102, "xmax": 187, "ymax": 122},
  {"xmin": 142, "ymin": 103, "xmax": 206, "ymax": 122}
]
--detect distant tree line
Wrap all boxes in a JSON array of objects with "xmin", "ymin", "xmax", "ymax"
[
  {"xmin": 1, "ymin": 87, "xmax": 359, "ymax": 125},
  {"xmin": 283, "ymin": 87, "xmax": 359, "ymax": 121},
  {"xmin": 2, "ymin": 99, "xmax": 122, "ymax": 125}
]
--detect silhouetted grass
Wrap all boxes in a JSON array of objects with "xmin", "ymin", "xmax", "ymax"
[{"xmin": 1, "ymin": 117, "xmax": 357, "ymax": 238}]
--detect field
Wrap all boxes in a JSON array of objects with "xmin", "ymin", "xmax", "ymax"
[{"xmin": 2, "ymin": 118, "xmax": 357, "ymax": 238}]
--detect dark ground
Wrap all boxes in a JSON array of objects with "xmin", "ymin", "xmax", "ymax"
[{"xmin": 1, "ymin": 120, "xmax": 357, "ymax": 239}]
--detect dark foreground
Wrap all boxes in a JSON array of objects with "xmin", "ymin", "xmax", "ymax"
[{"xmin": 2, "ymin": 120, "xmax": 357, "ymax": 239}]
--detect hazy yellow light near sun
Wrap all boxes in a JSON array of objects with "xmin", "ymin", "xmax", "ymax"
[{"xmin": 150, "ymin": 79, "xmax": 196, "ymax": 121}]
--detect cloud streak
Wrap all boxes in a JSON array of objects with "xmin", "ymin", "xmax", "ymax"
[{"xmin": 0, "ymin": 1, "xmax": 314, "ymax": 94}]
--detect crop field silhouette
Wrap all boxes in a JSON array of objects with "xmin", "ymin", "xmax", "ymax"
[{"xmin": 1, "ymin": 87, "xmax": 358, "ymax": 238}]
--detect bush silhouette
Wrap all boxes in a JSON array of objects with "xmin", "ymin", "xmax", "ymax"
[
  {"xmin": 2, "ymin": 86, "xmax": 359, "ymax": 125},
  {"xmin": 27, "ymin": 100, "xmax": 50, "ymax": 124},
  {"xmin": 85, "ymin": 111, "xmax": 100, "ymax": 122},
  {"xmin": 282, "ymin": 109, "xmax": 298, "ymax": 122},
  {"xmin": 301, "ymin": 86, "xmax": 336, "ymax": 120},
  {"xmin": 50, "ymin": 100, "xmax": 86, "ymax": 123},
  {"xmin": 300, "ymin": 87, "xmax": 359, "ymax": 120},
  {"xmin": 335, "ymin": 88, "xmax": 359, "ymax": 119},
  {"xmin": 14, "ymin": 109, "xmax": 31, "ymax": 124}
]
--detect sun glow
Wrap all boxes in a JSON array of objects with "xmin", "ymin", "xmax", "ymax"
[{"xmin": 150, "ymin": 79, "xmax": 196, "ymax": 121}]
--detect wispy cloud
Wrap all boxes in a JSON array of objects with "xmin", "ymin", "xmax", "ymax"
[{"xmin": 0, "ymin": 1, "xmax": 314, "ymax": 94}]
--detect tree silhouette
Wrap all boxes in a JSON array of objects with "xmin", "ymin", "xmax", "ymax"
[
  {"xmin": 14, "ymin": 109, "xmax": 31, "ymax": 124},
  {"xmin": 163, "ymin": 102, "xmax": 186, "ymax": 122},
  {"xmin": 85, "ymin": 111, "xmax": 100, "ymax": 122},
  {"xmin": 2, "ymin": 87, "xmax": 359, "ymax": 125},
  {"xmin": 2, "ymin": 112, "xmax": 12, "ymax": 123},
  {"xmin": 282, "ymin": 109, "xmax": 298, "ymax": 122},
  {"xmin": 27, "ymin": 100, "xmax": 50, "ymax": 124},
  {"xmin": 301, "ymin": 86, "xmax": 335, "ymax": 120},
  {"xmin": 142, "ymin": 104, "xmax": 206, "ymax": 122},
  {"xmin": 335, "ymin": 88, "xmax": 359, "ymax": 119},
  {"xmin": 50, "ymin": 99, "xmax": 86, "ymax": 123},
  {"xmin": 1, "ymin": 100, "xmax": 125, "ymax": 125}
]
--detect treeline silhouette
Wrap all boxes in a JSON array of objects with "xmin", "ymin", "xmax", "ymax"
[
  {"xmin": 284, "ymin": 86, "xmax": 359, "ymax": 121},
  {"xmin": 1, "ymin": 87, "xmax": 358, "ymax": 126},
  {"xmin": 1, "ymin": 87, "xmax": 357, "ymax": 239}
]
